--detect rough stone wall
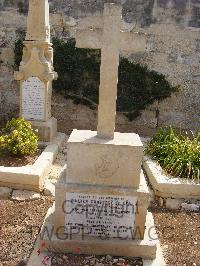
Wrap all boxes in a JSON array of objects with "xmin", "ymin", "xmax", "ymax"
[{"xmin": 0, "ymin": 0, "xmax": 199, "ymax": 134}]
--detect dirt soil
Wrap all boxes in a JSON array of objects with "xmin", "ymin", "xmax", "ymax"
[
  {"xmin": 0, "ymin": 196, "xmax": 53, "ymax": 266},
  {"xmin": 0, "ymin": 149, "xmax": 43, "ymax": 167},
  {"xmin": 0, "ymin": 197, "xmax": 199, "ymax": 266},
  {"xmin": 151, "ymin": 205, "xmax": 200, "ymax": 266}
]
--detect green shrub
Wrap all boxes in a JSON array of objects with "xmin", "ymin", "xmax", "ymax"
[
  {"xmin": 0, "ymin": 118, "xmax": 38, "ymax": 156},
  {"xmin": 17, "ymin": 1, "xmax": 29, "ymax": 15},
  {"xmin": 52, "ymin": 38, "xmax": 179, "ymax": 120},
  {"xmin": 14, "ymin": 36, "xmax": 179, "ymax": 120},
  {"xmin": 14, "ymin": 38, "xmax": 24, "ymax": 70},
  {"xmin": 146, "ymin": 127, "xmax": 200, "ymax": 182}
]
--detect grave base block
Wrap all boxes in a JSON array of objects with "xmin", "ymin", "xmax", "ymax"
[
  {"xmin": 67, "ymin": 129, "xmax": 143, "ymax": 188},
  {"xmin": 29, "ymin": 117, "xmax": 57, "ymax": 142},
  {"xmin": 53, "ymin": 172, "xmax": 150, "ymax": 240},
  {"xmin": 41, "ymin": 206, "xmax": 157, "ymax": 259}
]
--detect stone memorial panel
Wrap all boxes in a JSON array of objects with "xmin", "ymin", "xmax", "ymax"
[
  {"xmin": 22, "ymin": 76, "xmax": 45, "ymax": 120},
  {"xmin": 65, "ymin": 192, "xmax": 137, "ymax": 239}
]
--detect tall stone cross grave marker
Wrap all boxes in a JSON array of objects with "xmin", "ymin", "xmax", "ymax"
[
  {"xmin": 15, "ymin": 0, "xmax": 58, "ymax": 142},
  {"xmin": 76, "ymin": 3, "xmax": 146, "ymax": 138},
  {"xmin": 43, "ymin": 3, "xmax": 157, "ymax": 260}
]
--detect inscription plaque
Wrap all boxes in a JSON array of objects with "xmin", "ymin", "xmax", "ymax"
[
  {"xmin": 65, "ymin": 192, "xmax": 137, "ymax": 239},
  {"xmin": 22, "ymin": 76, "xmax": 45, "ymax": 120}
]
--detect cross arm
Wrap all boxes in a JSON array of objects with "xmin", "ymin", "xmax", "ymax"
[
  {"xmin": 75, "ymin": 28, "xmax": 102, "ymax": 49},
  {"xmin": 120, "ymin": 32, "xmax": 146, "ymax": 52}
]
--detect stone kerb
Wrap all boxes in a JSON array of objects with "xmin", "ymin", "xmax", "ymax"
[
  {"xmin": 143, "ymin": 155, "xmax": 200, "ymax": 200},
  {"xmin": 0, "ymin": 133, "xmax": 65, "ymax": 192}
]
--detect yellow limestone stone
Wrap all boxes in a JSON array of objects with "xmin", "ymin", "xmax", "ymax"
[
  {"xmin": 14, "ymin": 0, "xmax": 58, "ymax": 141},
  {"xmin": 42, "ymin": 5, "xmax": 157, "ymax": 259},
  {"xmin": 76, "ymin": 3, "xmax": 146, "ymax": 139},
  {"xmin": 26, "ymin": 0, "xmax": 50, "ymax": 42}
]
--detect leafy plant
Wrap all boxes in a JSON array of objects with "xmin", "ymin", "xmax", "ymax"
[
  {"xmin": 17, "ymin": 1, "xmax": 29, "ymax": 15},
  {"xmin": 52, "ymin": 37, "xmax": 100, "ymax": 106},
  {"xmin": 146, "ymin": 127, "xmax": 200, "ymax": 182},
  {"xmin": 14, "ymin": 38, "xmax": 24, "ymax": 70},
  {"xmin": 0, "ymin": 118, "xmax": 38, "ymax": 155},
  {"xmin": 117, "ymin": 58, "xmax": 179, "ymax": 120}
]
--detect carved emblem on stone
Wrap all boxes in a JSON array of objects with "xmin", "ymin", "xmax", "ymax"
[{"xmin": 95, "ymin": 153, "xmax": 120, "ymax": 179}]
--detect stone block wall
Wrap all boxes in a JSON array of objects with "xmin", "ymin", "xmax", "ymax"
[{"xmin": 0, "ymin": 0, "xmax": 199, "ymax": 134}]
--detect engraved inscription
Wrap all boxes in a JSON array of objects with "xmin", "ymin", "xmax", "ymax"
[
  {"xmin": 22, "ymin": 76, "xmax": 45, "ymax": 120},
  {"xmin": 65, "ymin": 192, "xmax": 137, "ymax": 239}
]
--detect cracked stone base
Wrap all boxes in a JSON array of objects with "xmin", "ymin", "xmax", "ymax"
[{"xmin": 40, "ymin": 206, "xmax": 157, "ymax": 260}]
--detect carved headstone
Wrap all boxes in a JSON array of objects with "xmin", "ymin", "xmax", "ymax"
[{"xmin": 14, "ymin": 0, "xmax": 58, "ymax": 142}]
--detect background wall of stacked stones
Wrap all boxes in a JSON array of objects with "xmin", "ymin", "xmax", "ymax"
[{"xmin": 0, "ymin": 0, "xmax": 199, "ymax": 135}]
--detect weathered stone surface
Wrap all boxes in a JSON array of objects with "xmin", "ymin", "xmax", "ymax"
[
  {"xmin": 143, "ymin": 156, "xmax": 200, "ymax": 200},
  {"xmin": 30, "ymin": 117, "xmax": 58, "ymax": 142},
  {"xmin": 76, "ymin": 3, "xmax": 146, "ymax": 139},
  {"xmin": 43, "ymin": 180, "xmax": 55, "ymax": 196},
  {"xmin": 12, "ymin": 190, "xmax": 41, "ymax": 201},
  {"xmin": 26, "ymin": 0, "xmax": 50, "ymax": 42},
  {"xmin": 0, "ymin": 48, "xmax": 14, "ymax": 65},
  {"xmin": 0, "ymin": 187, "xmax": 12, "ymax": 199},
  {"xmin": 158, "ymin": 197, "xmax": 164, "ymax": 207},
  {"xmin": 67, "ymin": 129, "xmax": 143, "ymax": 188},
  {"xmin": 14, "ymin": 0, "xmax": 58, "ymax": 142},
  {"xmin": 181, "ymin": 203, "xmax": 200, "ymax": 212},
  {"xmin": 54, "ymin": 168, "xmax": 150, "ymax": 240},
  {"xmin": 44, "ymin": 207, "xmax": 157, "ymax": 259},
  {"xmin": 165, "ymin": 198, "xmax": 183, "ymax": 210}
]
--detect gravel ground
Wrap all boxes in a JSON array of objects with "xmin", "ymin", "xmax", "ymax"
[
  {"xmin": 46, "ymin": 137, "xmax": 68, "ymax": 182},
  {"xmin": 46, "ymin": 254, "xmax": 142, "ymax": 266},
  {"xmin": 0, "ymin": 144, "xmax": 199, "ymax": 266},
  {"xmin": 0, "ymin": 196, "xmax": 54, "ymax": 266},
  {"xmin": 0, "ymin": 196, "xmax": 199, "ymax": 265},
  {"xmin": 151, "ymin": 205, "xmax": 200, "ymax": 266}
]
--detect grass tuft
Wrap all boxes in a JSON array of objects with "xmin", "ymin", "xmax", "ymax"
[{"xmin": 146, "ymin": 127, "xmax": 200, "ymax": 182}]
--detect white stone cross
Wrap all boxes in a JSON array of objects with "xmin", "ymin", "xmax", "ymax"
[{"xmin": 76, "ymin": 3, "xmax": 146, "ymax": 139}]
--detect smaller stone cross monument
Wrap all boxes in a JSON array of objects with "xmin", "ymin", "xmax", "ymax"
[
  {"xmin": 76, "ymin": 3, "xmax": 146, "ymax": 139},
  {"xmin": 15, "ymin": 0, "xmax": 58, "ymax": 142},
  {"xmin": 43, "ymin": 3, "xmax": 157, "ymax": 260}
]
